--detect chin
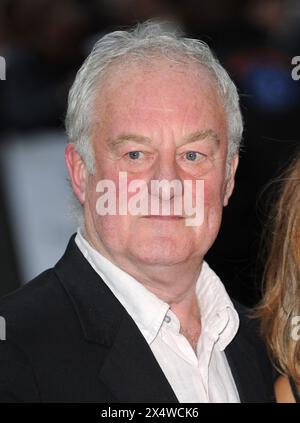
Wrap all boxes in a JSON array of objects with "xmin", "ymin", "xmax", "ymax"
[{"xmin": 129, "ymin": 235, "xmax": 193, "ymax": 265}]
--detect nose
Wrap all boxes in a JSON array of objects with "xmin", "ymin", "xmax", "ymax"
[
  {"xmin": 150, "ymin": 150, "xmax": 181, "ymax": 202},
  {"xmin": 152, "ymin": 149, "xmax": 179, "ymax": 182}
]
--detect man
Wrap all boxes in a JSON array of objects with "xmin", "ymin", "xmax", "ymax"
[{"xmin": 0, "ymin": 21, "xmax": 274, "ymax": 402}]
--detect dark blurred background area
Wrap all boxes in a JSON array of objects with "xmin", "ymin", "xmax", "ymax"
[{"xmin": 0, "ymin": 0, "xmax": 300, "ymax": 306}]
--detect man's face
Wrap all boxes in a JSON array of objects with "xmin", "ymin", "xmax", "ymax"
[{"xmin": 83, "ymin": 60, "xmax": 237, "ymax": 266}]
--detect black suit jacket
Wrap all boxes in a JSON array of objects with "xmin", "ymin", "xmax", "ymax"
[{"xmin": 0, "ymin": 235, "xmax": 275, "ymax": 402}]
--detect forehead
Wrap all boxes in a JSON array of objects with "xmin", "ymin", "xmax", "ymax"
[{"xmin": 93, "ymin": 58, "xmax": 226, "ymax": 139}]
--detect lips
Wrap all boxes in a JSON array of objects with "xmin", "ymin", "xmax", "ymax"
[{"xmin": 142, "ymin": 215, "xmax": 184, "ymax": 220}]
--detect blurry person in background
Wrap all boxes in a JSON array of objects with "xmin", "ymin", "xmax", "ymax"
[
  {"xmin": 256, "ymin": 151, "xmax": 300, "ymax": 403},
  {"xmin": 0, "ymin": 0, "xmax": 91, "ymax": 297},
  {"xmin": 0, "ymin": 0, "xmax": 89, "ymax": 133},
  {"xmin": 92, "ymin": 0, "xmax": 179, "ymax": 25},
  {"xmin": 0, "ymin": 21, "xmax": 274, "ymax": 402},
  {"xmin": 202, "ymin": 0, "xmax": 300, "ymax": 306}
]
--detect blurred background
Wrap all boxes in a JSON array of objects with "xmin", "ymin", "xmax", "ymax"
[{"xmin": 0, "ymin": 0, "xmax": 300, "ymax": 306}]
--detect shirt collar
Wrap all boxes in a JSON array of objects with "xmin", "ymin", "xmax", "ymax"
[
  {"xmin": 75, "ymin": 228, "xmax": 239, "ymax": 350},
  {"xmin": 75, "ymin": 228, "xmax": 169, "ymax": 344},
  {"xmin": 195, "ymin": 261, "xmax": 240, "ymax": 350}
]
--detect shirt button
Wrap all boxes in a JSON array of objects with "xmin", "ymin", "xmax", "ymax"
[{"xmin": 164, "ymin": 315, "xmax": 171, "ymax": 323}]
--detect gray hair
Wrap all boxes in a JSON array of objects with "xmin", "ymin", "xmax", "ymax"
[{"xmin": 65, "ymin": 20, "xmax": 243, "ymax": 177}]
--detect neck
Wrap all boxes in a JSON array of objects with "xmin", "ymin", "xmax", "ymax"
[{"xmin": 81, "ymin": 222, "xmax": 203, "ymax": 329}]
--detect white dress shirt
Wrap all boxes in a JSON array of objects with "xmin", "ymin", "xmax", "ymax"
[{"xmin": 75, "ymin": 228, "xmax": 240, "ymax": 403}]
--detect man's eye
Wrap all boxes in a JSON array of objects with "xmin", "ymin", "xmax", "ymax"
[
  {"xmin": 127, "ymin": 151, "xmax": 144, "ymax": 160},
  {"xmin": 184, "ymin": 151, "xmax": 205, "ymax": 161}
]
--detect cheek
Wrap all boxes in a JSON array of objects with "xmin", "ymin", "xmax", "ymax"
[
  {"xmin": 89, "ymin": 168, "xmax": 138, "ymax": 235},
  {"xmin": 202, "ymin": 177, "xmax": 225, "ymax": 231},
  {"xmin": 188, "ymin": 173, "xmax": 225, "ymax": 211},
  {"xmin": 189, "ymin": 179, "xmax": 224, "ymax": 251},
  {"xmin": 203, "ymin": 181, "xmax": 223, "ymax": 208}
]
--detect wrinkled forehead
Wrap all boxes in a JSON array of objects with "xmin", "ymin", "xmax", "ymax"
[{"xmin": 92, "ymin": 56, "xmax": 226, "ymax": 138}]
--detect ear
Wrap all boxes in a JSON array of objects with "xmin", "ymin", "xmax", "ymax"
[
  {"xmin": 223, "ymin": 154, "xmax": 239, "ymax": 207},
  {"xmin": 65, "ymin": 143, "xmax": 88, "ymax": 205}
]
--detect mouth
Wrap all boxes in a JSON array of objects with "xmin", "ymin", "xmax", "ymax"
[{"xmin": 141, "ymin": 215, "xmax": 184, "ymax": 220}]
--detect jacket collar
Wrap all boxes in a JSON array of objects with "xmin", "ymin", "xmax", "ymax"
[
  {"xmin": 74, "ymin": 228, "xmax": 171, "ymax": 346},
  {"xmin": 54, "ymin": 234, "xmax": 122, "ymax": 346},
  {"xmin": 224, "ymin": 301, "xmax": 274, "ymax": 403},
  {"xmin": 54, "ymin": 235, "xmax": 272, "ymax": 403}
]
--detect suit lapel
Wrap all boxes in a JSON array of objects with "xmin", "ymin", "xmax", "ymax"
[
  {"xmin": 54, "ymin": 235, "xmax": 178, "ymax": 403},
  {"xmin": 225, "ymin": 327, "xmax": 269, "ymax": 403},
  {"xmin": 98, "ymin": 311, "xmax": 179, "ymax": 403}
]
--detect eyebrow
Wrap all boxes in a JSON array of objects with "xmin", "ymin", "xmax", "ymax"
[
  {"xmin": 108, "ymin": 133, "xmax": 152, "ymax": 147},
  {"xmin": 180, "ymin": 129, "xmax": 220, "ymax": 147},
  {"xmin": 108, "ymin": 129, "xmax": 219, "ymax": 148}
]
